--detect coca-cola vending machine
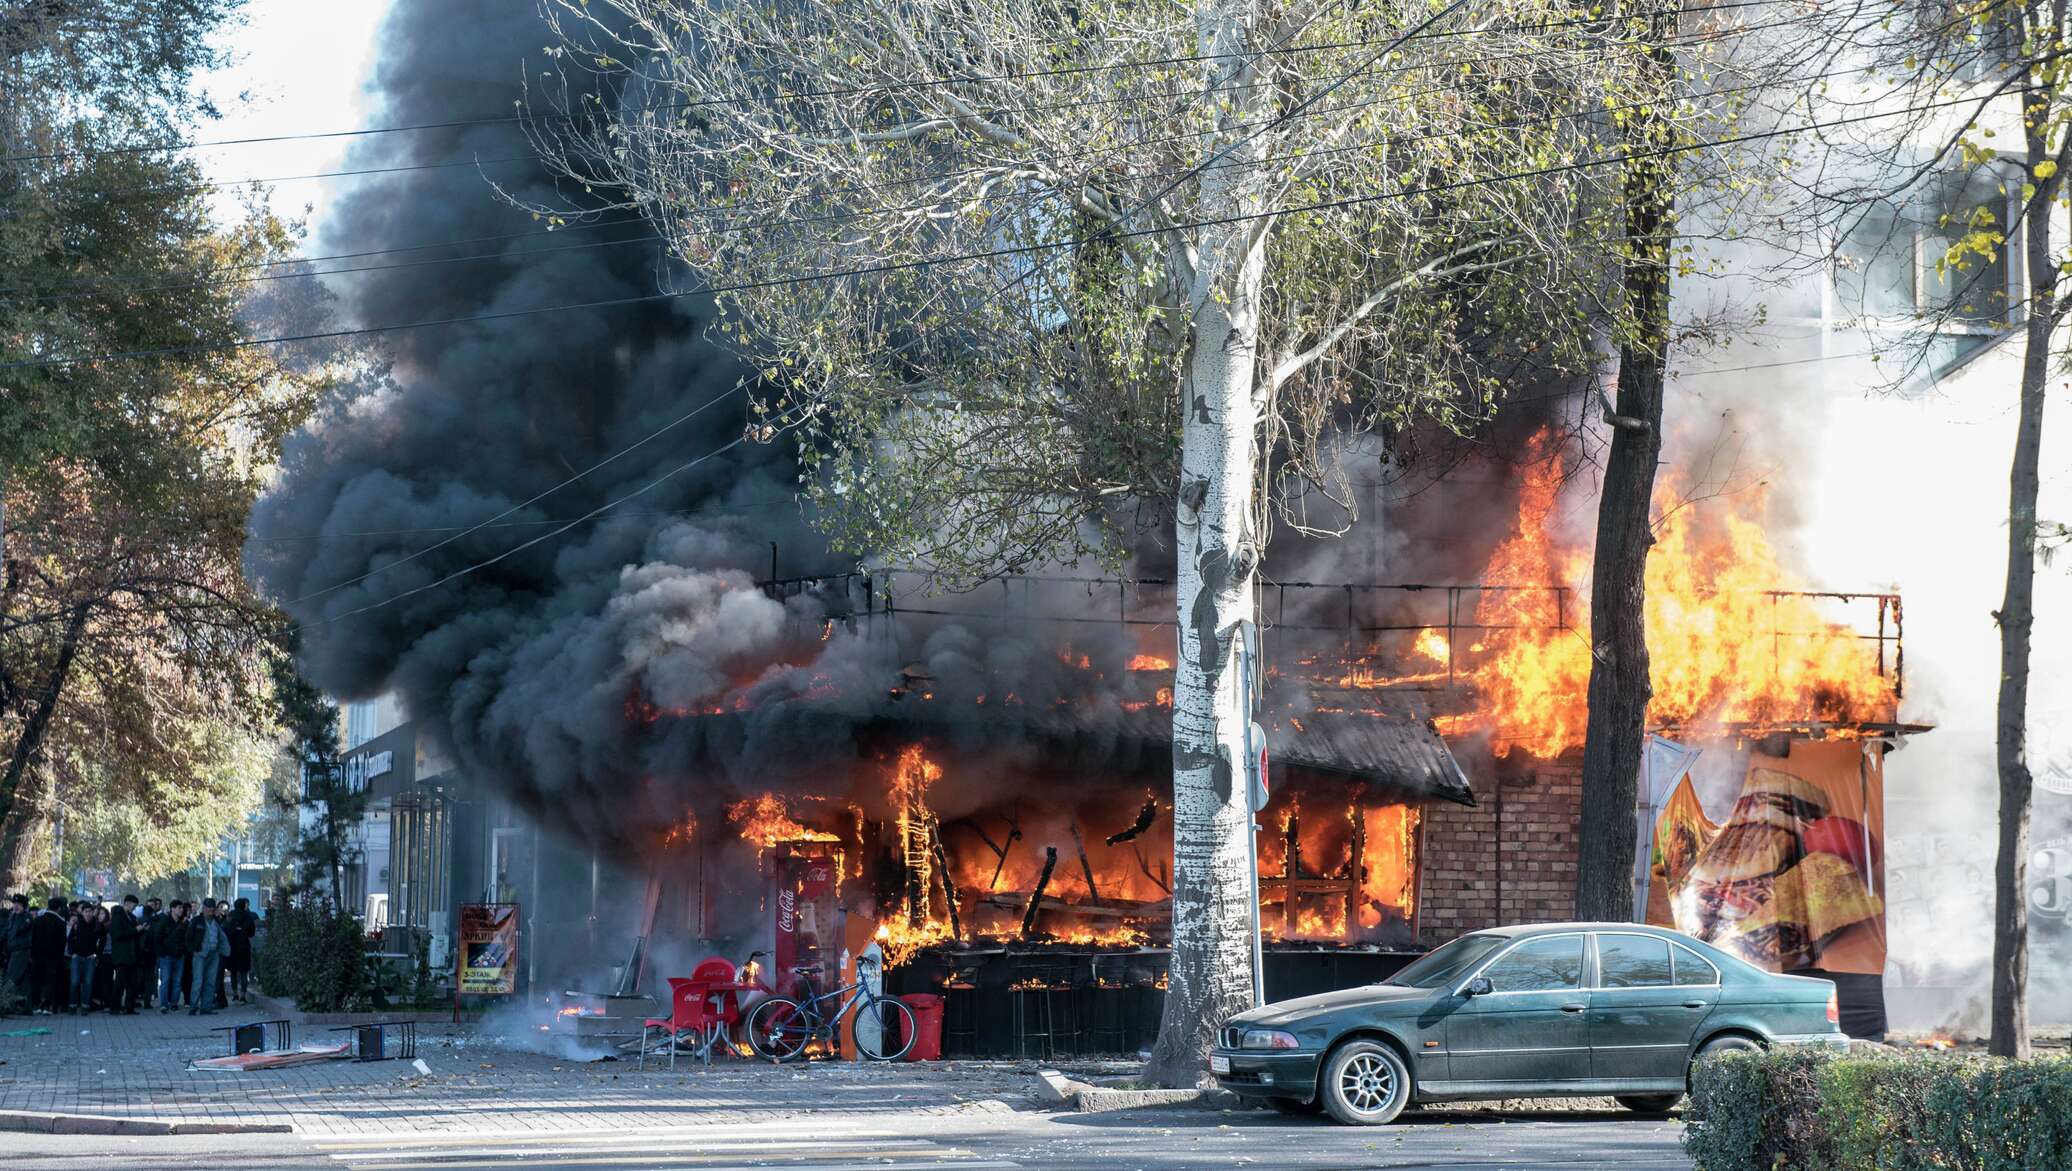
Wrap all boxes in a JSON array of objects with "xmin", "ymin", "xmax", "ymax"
[{"xmin": 772, "ymin": 842, "xmax": 841, "ymax": 998}]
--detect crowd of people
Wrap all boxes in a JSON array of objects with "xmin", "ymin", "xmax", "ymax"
[{"xmin": 0, "ymin": 893, "xmax": 258, "ymax": 1016}]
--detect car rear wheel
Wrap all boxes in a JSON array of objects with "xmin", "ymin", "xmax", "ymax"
[
  {"xmin": 1614, "ymin": 1093, "xmax": 1683, "ymax": 1114},
  {"xmin": 1688, "ymin": 1034, "xmax": 1762, "ymax": 1090},
  {"xmin": 1267, "ymin": 1096, "xmax": 1324, "ymax": 1116},
  {"xmin": 1319, "ymin": 1040, "xmax": 1411, "ymax": 1126}
]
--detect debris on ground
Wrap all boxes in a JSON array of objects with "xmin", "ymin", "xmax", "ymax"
[{"xmin": 189, "ymin": 1042, "xmax": 353, "ymax": 1072}]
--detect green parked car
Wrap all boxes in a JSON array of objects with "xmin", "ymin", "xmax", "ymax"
[{"xmin": 1210, "ymin": 922, "xmax": 1847, "ymax": 1125}]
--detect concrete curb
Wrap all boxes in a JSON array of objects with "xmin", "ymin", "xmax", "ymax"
[
  {"xmin": 1071, "ymin": 1087, "xmax": 1241, "ymax": 1113},
  {"xmin": 0, "ymin": 1110, "xmax": 295, "ymax": 1136}
]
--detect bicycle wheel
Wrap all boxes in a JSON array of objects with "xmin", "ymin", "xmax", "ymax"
[
  {"xmin": 853, "ymin": 996, "xmax": 917, "ymax": 1061},
  {"xmin": 745, "ymin": 997, "xmax": 815, "ymax": 1062}
]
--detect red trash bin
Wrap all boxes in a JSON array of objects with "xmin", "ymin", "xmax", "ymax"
[{"xmin": 900, "ymin": 993, "xmax": 944, "ymax": 1061}]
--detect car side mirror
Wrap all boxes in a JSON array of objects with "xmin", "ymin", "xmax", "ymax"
[{"xmin": 1462, "ymin": 977, "xmax": 1493, "ymax": 998}]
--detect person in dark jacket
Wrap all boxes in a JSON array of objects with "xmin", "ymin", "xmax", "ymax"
[
  {"xmin": 2, "ymin": 894, "xmax": 31, "ymax": 1014},
  {"xmin": 107, "ymin": 895, "xmax": 142, "ymax": 1014},
  {"xmin": 137, "ymin": 898, "xmax": 160, "ymax": 1007},
  {"xmin": 30, "ymin": 897, "xmax": 67, "ymax": 1014},
  {"xmin": 64, "ymin": 903, "xmax": 105, "ymax": 1014},
  {"xmin": 224, "ymin": 898, "xmax": 257, "ymax": 1005},
  {"xmin": 153, "ymin": 902, "xmax": 190, "ymax": 1012}
]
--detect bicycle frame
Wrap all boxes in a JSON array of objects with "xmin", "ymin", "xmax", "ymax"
[{"xmin": 791, "ymin": 968, "xmax": 883, "ymax": 1043}]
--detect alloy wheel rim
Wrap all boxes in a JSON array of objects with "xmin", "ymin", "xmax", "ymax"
[{"xmin": 1340, "ymin": 1053, "xmax": 1398, "ymax": 1114}]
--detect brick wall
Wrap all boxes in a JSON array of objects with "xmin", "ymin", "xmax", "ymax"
[{"xmin": 1415, "ymin": 748, "xmax": 1582, "ymax": 948}]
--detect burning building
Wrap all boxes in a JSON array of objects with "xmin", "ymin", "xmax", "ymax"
[{"xmin": 563, "ymin": 430, "xmax": 1915, "ymax": 1053}]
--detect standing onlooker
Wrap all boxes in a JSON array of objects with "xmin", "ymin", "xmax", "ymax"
[
  {"xmin": 64, "ymin": 903, "xmax": 105, "ymax": 1014},
  {"xmin": 153, "ymin": 902, "xmax": 190, "ymax": 1012},
  {"xmin": 224, "ymin": 898, "xmax": 257, "ymax": 1005},
  {"xmin": 186, "ymin": 899, "xmax": 228, "ymax": 1015},
  {"xmin": 2, "ymin": 895, "xmax": 31, "ymax": 1014},
  {"xmin": 107, "ymin": 895, "xmax": 143, "ymax": 1014},
  {"xmin": 137, "ymin": 898, "xmax": 161, "ymax": 1008},
  {"xmin": 30, "ymin": 897, "xmax": 67, "ymax": 1015}
]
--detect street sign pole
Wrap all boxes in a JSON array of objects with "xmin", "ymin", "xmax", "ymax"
[{"xmin": 1238, "ymin": 620, "xmax": 1267, "ymax": 1009}]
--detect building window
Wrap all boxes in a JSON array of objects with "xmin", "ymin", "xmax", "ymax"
[
  {"xmin": 346, "ymin": 701, "xmax": 374, "ymax": 749},
  {"xmin": 1835, "ymin": 165, "xmax": 2022, "ymax": 335}
]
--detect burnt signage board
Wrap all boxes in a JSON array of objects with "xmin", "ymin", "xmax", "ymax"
[{"xmin": 457, "ymin": 902, "xmax": 520, "ymax": 996}]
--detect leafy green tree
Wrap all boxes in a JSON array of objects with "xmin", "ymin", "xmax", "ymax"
[
  {"xmin": 270, "ymin": 646, "xmax": 364, "ymax": 901},
  {"xmin": 0, "ymin": 0, "xmax": 345, "ymax": 889}
]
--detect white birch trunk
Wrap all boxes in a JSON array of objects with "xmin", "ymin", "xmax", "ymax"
[{"xmin": 1148, "ymin": 0, "xmax": 1268, "ymax": 1089}]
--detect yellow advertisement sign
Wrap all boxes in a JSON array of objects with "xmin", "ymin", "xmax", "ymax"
[{"xmin": 456, "ymin": 902, "xmax": 520, "ymax": 996}]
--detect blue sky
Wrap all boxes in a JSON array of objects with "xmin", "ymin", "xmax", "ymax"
[{"xmin": 196, "ymin": 0, "xmax": 395, "ymax": 231}]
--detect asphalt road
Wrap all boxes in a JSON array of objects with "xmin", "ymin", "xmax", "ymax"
[{"xmin": 0, "ymin": 1108, "xmax": 1692, "ymax": 1171}]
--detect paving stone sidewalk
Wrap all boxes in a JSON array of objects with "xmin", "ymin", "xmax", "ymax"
[{"xmin": 0, "ymin": 1005, "xmax": 1035, "ymax": 1136}]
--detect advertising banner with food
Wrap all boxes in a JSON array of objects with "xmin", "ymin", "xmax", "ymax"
[
  {"xmin": 1647, "ymin": 740, "xmax": 1886, "ymax": 976},
  {"xmin": 456, "ymin": 902, "xmax": 520, "ymax": 996}
]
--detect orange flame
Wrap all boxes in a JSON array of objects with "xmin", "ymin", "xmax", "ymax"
[
  {"xmin": 1453, "ymin": 430, "xmax": 1897, "ymax": 755},
  {"xmin": 1128, "ymin": 654, "xmax": 1173, "ymax": 671},
  {"xmin": 727, "ymin": 793, "xmax": 839, "ymax": 853}
]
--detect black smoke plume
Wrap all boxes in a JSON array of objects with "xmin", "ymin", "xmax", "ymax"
[{"xmin": 244, "ymin": 0, "xmax": 872, "ymax": 853}]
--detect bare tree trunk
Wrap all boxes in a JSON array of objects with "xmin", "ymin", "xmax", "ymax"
[
  {"xmin": 0, "ymin": 599, "xmax": 89, "ymax": 827},
  {"xmin": 1989, "ymin": 103, "xmax": 2060, "ymax": 1060},
  {"xmin": 1148, "ymin": 0, "xmax": 1267, "ymax": 1090},
  {"xmin": 0, "ymin": 764, "xmax": 54, "ymax": 892},
  {"xmin": 1576, "ymin": 16, "xmax": 1675, "ymax": 923}
]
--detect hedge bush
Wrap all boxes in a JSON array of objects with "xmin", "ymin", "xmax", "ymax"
[
  {"xmin": 254, "ymin": 893, "xmax": 367, "ymax": 1012},
  {"xmin": 1684, "ymin": 1046, "xmax": 2072, "ymax": 1170}
]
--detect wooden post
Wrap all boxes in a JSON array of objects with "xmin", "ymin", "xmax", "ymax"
[
  {"xmin": 1282, "ymin": 809, "xmax": 1301, "ymax": 938},
  {"xmin": 1348, "ymin": 802, "xmax": 1367, "ymax": 943},
  {"xmin": 1069, "ymin": 821, "xmax": 1100, "ymax": 904},
  {"xmin": 1021, "ymin": 847, "xmax": 1058, "ymax": 939},
  {"xmin": 929, "ymin": 819, "xmax": 962, "ymax": 940}
]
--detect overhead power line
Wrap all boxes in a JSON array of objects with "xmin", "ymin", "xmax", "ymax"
[
  {"xmin": 2, "ymin": 84, "xmax": 2022, "ymax": 376},
  {"xmin": 284, "ymin": 377, "xmax": 751, "ymax": 607},
  {"xmin": 2, "ymin": 0, "xmax": 1798, "ymax": 167},
  {"xmin": 7, "ymin": 13, "xmax": 1834, "ymax": 309}
]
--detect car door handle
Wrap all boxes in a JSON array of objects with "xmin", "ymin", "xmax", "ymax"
[
  {"xmin": 1560, "ymin": 1003, "xmax": 1587, "ymax": 1013},
  {"xmin": 1682, "ymin": 1001, "xmax": 1708, "ymax": 1009}
]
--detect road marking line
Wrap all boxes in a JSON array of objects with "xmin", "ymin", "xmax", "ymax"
[
  {"xmin": 313, "ymin": 1129, "xmax": 903, "ymax": 1151},
  {"xmin": 329, "ymin": 1139, "xmax": 939, "ymax": 1162},
  {"xmin": 335, "ymin": 1156, "xmax": 1011, "ymax": 1171}
]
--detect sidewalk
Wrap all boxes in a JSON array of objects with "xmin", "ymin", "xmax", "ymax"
[{"xmin": 0, "ymin": 1004, "xmax": 1034, "ymax": 1137}]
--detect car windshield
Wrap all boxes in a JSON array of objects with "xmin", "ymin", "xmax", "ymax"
[{"xmin": 1384, "ymin": 933, "xmax": 1508, "ymax": 989}]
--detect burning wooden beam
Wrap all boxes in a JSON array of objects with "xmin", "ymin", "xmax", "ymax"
[
  {"xmin": 929, "ymin": 817, "xmax": 962, "ymax": 940},
  {"xmin": 1069, "ymin": 821, "xmax": 1099, "ymax": 904},
  {"xmin": 1021, "ymin": 846, "xmax": 1058, "ymax": 939},
  {"xmin": 1104, "ymin": 799, "xmax": 1158, "ymax": 846}
]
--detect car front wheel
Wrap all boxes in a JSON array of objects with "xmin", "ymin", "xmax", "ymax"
[
  {"xmin": 1614, "ymin": 1093, "xmax": 1683, "ymax": 1114},
  {"xmin": 1319, "ymin": 1040, "xmax": 1411, "ymax": 1126}
]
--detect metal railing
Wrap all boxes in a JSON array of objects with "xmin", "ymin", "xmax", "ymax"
[{"xmin": 758, "ymin": 571, "xmax": 1905, "ymax": 697}]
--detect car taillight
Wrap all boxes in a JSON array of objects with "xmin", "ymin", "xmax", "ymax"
[{"xmin": 1826, "ymin": 990, "xmax": 1839, "ymax": 1027}]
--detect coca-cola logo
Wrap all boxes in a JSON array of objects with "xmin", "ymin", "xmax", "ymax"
[{"xmin": 778, "ymin": 889, "xmax": 796, "ymax": 933}]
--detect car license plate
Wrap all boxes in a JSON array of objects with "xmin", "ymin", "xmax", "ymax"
[{"xmin": 1210, "ymin": 1054, "xmax": 1230, "ymax": 1075}]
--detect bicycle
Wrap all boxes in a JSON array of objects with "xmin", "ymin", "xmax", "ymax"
[{"xmin": 743, "ymin": 955, "xmax": 916, "ymax": 1062}]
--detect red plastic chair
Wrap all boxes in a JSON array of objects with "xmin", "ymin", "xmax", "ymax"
[
  {"xmin": 690, "ymin": 957, "xmax": 744, "ymax": 1053},
  {"xmin": 639, "ymin": 978, "xmax": 716, "ymax": 1069}
]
